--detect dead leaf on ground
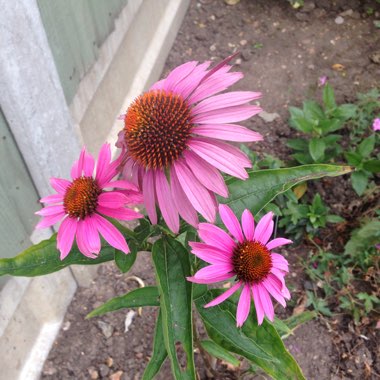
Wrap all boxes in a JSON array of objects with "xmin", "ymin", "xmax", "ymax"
[
  {"xmin": 293, "ymin": 294, "xmax": 308, "ymax": 316},
  {"xmin": 332, "ymin": 63, "xmax": 345, "ymax": 71}
]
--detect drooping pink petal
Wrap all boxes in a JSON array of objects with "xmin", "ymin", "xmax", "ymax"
[
  {"xmin": 174, "ymin": 160, "xmax": 216, "ymax": 222},
  {"xmin": 170, "ymin": 166, "xmax": 199, "ymax": 227},
  {"xmin": 35, "ymin": 205, "xmax": 65, "ymax": 217},
  {"xmin": 95, "ymin": 143, "xmax": 112, "ymax": 185},
  {"xmin": 193, "ymin": 263, "xmax": 234, "ymax": 280},
  {"xmin": 266, "ymin": 238, "xmax": 293, "ymax": 251},
  {"xmin": 206, "ymin": 139, "xmax": 251, "ymax": 167},
  {"xmin": 242, "ymin": 209, "xmax": 255, "ymax": 241},
  {"xmin": 187, "ymin": 273, "xmax": 234, "ymax": 284},
  {"xmin": 219, "ymin": 204, "xmax": 244, "ymax": 243},
  {"xmin": 262, "ymin": 275, "xmax": 287, "ymax": 307},
  {"xmin": 98, "ymin": 192, "xmax": 128, "ymax": 209},
  {"xmin": 192, "ymin": 124, "xmax": 263, "ymax": 142},
  {"xmin": 188, "ymin": 139, "xmax": 249, "ymax": 179},
  {"xmin": 271, "ymin": 253, "xmax": 289, "ymax": 272},
  {"xmin": 57, "ymin": 217, "xmax": 77, "ymax": 260},
  {"xmin": 76, "ymin": 220, "xmax": 98, "ymax": 258},
  {"xmin": 142, "ymin": 169, "xmax": 157, "ymax": 225},
  {"xmin": 92, "ymin": 214, "xmax": 130, "ymax": 254},
  {"xmin": 257, "ymin": 283, "xmax": 274, "ymax": 321},
  {"xmin": 198, "ymin": 223, "xmax": 236, "ymax": 253},
  {"xmin": 236, "ymin": 284, "xmax": 252, "ymax": 327},
  {"xmin": 39, "ymin": 194, "xmax": 64, "ymax": 204},
  {"xmin": 270, "ymin": 269, "xmax": 291, "ymax": 300},
  {"xmin": 192, "ymin": 105, "xmax": 262, "ymax": 124},
  {"xmin": 254, "ymin": 212, "xmax": 274, "ymax": 244},
  {"xmin": 192, "ymin": 91, "xmax": 262, "ymax": 116},
  {"xmin": 162, "ymin": 61, "xmax": 198, "ymax": 92},
  {"xmin": 102, "ymin": 180, "xmax": 139, "ymax": 192},
  {"xmin": 183, "ymin": 150, "xmax": 228, "ymax": 197},
  {"xmin": 84, "ymin": 216, "xmax": 101, "ymax": 254},
  {"xmin": 116, "ymin": 190, "xmax": 144, "ymax": 205},
  {"xmin": 204, "ymin": 282, "xmax": 241, "ymax": 308},
  {"xmin": 36, "ymin": 212, "xmax": 65, "ymax": 229},
  {"xmin": 97, "ymin": 205, "xmax": 143, "ymax": 221},
  {"xmin": 189, "ymin": 241, "xmax": 232, "ymax": 264},
  {"xmin": 50, "ymin": 178, "xmax": 71, "ymax": 195},
  {"xmin": 252, "ymin": 284, "xmax": 265, "ymax": 325},
  {"xmin": 155, "ymin": 169, "xmax": 179, "ymax": 233}
]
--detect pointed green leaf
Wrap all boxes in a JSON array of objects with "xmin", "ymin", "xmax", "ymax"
[
  {"xmin": 323, "ymin": 83, "xmax": 336, "ymax": 111},
  {"xmin": 0, "ymin": 233, "xmax": 115, "ymax": 277},
  {"xmin": 143, "ymin": 311, "xmax": 168, "ymax": 380},
  {"xmin": 114, "ymin": 242, "xmax": 137, "ymax": 273},
  {"xmin": 308, "ymin": 138, "xmax": 326, "ymax": 162},
  {"xmin": 200, "ymin": 340, "xmax": 240, "ymax": 367},
  {"xmin": 358, "ymin": 135, "xmax": 375, "ymax": 157},
  {"xmin": 152, "ymin": 237, "xmax": 195, "ymax": 379},
  {"xmin": 86, "ymin": 286, "xmax": 160, "ymax": 318},
  {"xmin": 221, "ymin": 165, "xmax": 352, "ymax": 220},
  {"xmin": 351, "ymin": 171, "xmax": 369, "ymax": 195},
  {"xmin": 196, "ymin": 290, "xmax": 305, "ymax": 380}
]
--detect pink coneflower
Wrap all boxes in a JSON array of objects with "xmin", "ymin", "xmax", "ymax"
[
  {"xmin": 188, "ymin": 205, "xmax": 291, "ymax": 327},
  {"xmin": 117, "ymin": 55, "xmax": 263, "ymax": 233},
  {"xmin": 372, "ymin": 118, "xmax": 380, "ymax": 131},
  {"xmin": 35, "ymin": 144, "xmax": 143, "ymax": 260}
]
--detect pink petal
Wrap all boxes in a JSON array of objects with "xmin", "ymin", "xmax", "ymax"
[
  {"xmin": 170, "ymin": 166, "xmax": 199, "ymax": 227},
  {"xmin": 254, "ymin": 212, "xmax": 274, "ymax": 245},
  {"xmin": 98, "ymin": 192, "xmax": 128, "ymax": 209},
  {"xmin": 70, "ymin": 147, "xmax": 86, "ymax": 179},
  {"xmin": 198, "ymin": 223, "xmax": 236, "ymax": 253},
  {"xmin": 187, "ymin": 273, "xmax": 233, "ymax": 284},
  {"xmin": 194, "ymin": 263, "xmax": 234, "ymax": 280},
  {"xmin": 270, "ymin": 269, "xmax": 291, "ymax": 300},
  {"xmin": 257, "ymin": 283, "xmax": 274, "ymax": 322},
  {"xmin": 76, "ymin": 220, "xmax": 98, "ymax": 258},
  {"xmin": 39, "ymin": 194, "xmax": 63, "ymax": 204},
  {"xmin": 142, "ymin": 170, "xmax": 157, "ymax": 225},
  {"xmin": 83, "ymin": 150, "xmax": 95, "ymax": 177},
  {"xmin": 173, "ymin": 160, "xmax": 216, "ymax": 222},
  {"xmin": 192, "ymin": 91, "xmax": 262, "ymax": 116},
  {"xmin": 271, "ymin": 253, "xmax": 289, "ymax": 272},
  {"xmin": 102, "ymin": 180, "xmax": 139, "ymax": 192},
  {"xmin": 50, "ymin": 178, "xmax": 71, "ymax": 195},
  {"xmin": 189, "ymin": 241, "xmax": 232, "ymax": 264},
  {"xmin": 189, "ymin": 139, "xmax": 249, "ymax": 179},
  {"xmin": 192, "ymin": 124, "xmax": 263, "ymax": 142},
  {"xmin": 266, "ymin": 238, "xmax": 293, "ymax": 250},
  {"xmin": 117, "ymin": 190, "xmax": 143, "ymax": 205},
  {"xmin": 252, "ymin": 284, "xmax": 265, "ymax": 325},
  {"xmin": 242, "ymin": 209, "xmax": 255, "ymax": 241},
  {"xmin": 155, "ymin": 170, "xmax": 179, "ymax": 233},
  {"xmin": 204, "ymin": 282, "xmax": 241, "ymax": 308},
  {"xmin": 184, "ymin": 150, "xmax": 228, "ymax": 197},
  {"xmin": 236, "ymin": 284, "xmax": 252, "ymax": 327},
  {"xmin": 95, "ymin": 143, "xmax": 112, "ymax": 185},
  {"xmin": 191, "ymin": 105, "xmax": 261, "ymax": 124},
  {"xmin": 219, "ymin": 204, "xmax": 244, "ymax": 243},
  {"xmin": 162, "ymin": 61, "xmax": 198, "ymax": 92},
  {"xmin": 36, "ymin": 212, "xmax": 65, "ymax": 229},
  {"xmin": 207, "ymin": 139, "xmax": 251, "ymax": 167},
  {"xmin": 92, "ymin": 214, "xmax": 130, "ymax": 254},
  {"xmin": 97, "ymin": 206, "xmax": 143, "ymax": 221},
  {"xmin": 262, "ymin": 275, "xmax": 287, "ymax": 307},
  {"xmin": 199, "ymin": 52, "xmax": 238, "ymax": 82},
  {"xmin": 35, "ymin": 205, "xmax": 65, "ymax": 217},
  {"xmin": 57, "ymin": 217, "xmax": 77, "ymax": 260},
  {"xmin": 150, "ymin": 78, "xmax": 165, "ymax": 91}
]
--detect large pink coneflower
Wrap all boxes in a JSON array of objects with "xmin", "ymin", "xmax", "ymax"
[
  {"xmin": 188, "ymin": 205, "xmax": 291, "ymax": 327},
  {"xmin": 117, "ymin": 55, "xmax": 263, "ymax": 233},
  {"xmin": 36, "ymin": 144, "xmax": 143, "ymax": 260}
]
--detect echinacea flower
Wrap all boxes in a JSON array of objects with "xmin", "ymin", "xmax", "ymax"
[
  {"xmin": 36, "ymin": 144, "xmax": 143, "ymax": 260},
  {"xmin": 187, "ymin": 205, "xmax": 291, "ymax": 326},
  {"xmin": 117, "ymin": 55, "xmax": 263, "ymax": 233},
  {"xmin": 372, "ymin": 118, "xmax": 380, "ymax": 131}
]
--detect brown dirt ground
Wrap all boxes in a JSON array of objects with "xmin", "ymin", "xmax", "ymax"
[{"xmin": 41, "ymin": 0, "xmax": 380, "ymax": 379}]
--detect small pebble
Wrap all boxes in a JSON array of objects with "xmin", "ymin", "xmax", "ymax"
[{"xmin": 335, "ymin": 16, "xmax": 344, "ymax": 24}]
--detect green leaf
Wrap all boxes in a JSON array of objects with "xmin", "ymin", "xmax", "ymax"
[
  {"xmin": 309, "ymin": 138, "xmax": 326, "ymax": 162},
  {"xmin": 303, "ymin": 100, "xmax": 325, "ymax": 121},
  {"xmin": 143, "ymin": 311, "xmax": 168, "ymax": 380},
  {"xmin": 358, "ymin": 135, "xmax": 375, "ymax": 157},
  {"xmin": 200, "ymin": 340, "xmax": 240, "ymax": 367},
  {"xmin": 114, "ymin": 243, "xmax": 137, "ymax": 273},
  {"xmin": 86, "ymin": 286, "xmax": 160, "ymax": 318},
  {"xmin": 220, "ymin": 165, "xmax": 352, "ymax": 221},
  {"xmin": 326, "ymin": 215, "xmax": 345, "ymax": 223},
  {"xmin": 152, "ymin": 237, "xmax": 195, "ymax": 379},
  {"xmin": 319, "ymin": 118, "xmax": 344, "ymax": 133},
  {"xmin": 196, "ymin": 290, "xmax": 305, "ymax": 380},
  {"xmin": 0, "ymin": 233, "xmax": 115, "ymax": 277},
  {"xmin": 363, "ymin": 159, "xmax": 380, "ymax": 173},
  {"xmin": 334, "ymin": 104, "xmax": 357, "ymax": 120},
  {"xmin": 344, "ymin": 151, "xmax": 362, "ymax": 166},
  {"xmin": 351, "ymin": 171, "xmax": 369, "ymax": 196},
  {"xmin": 292, "ymin": 153, "xmax": 313, "ymax": 165},
  {"xmin": 289, "ymin": 107, "xmax": 314, "ymax": 133},
  {"xmin": 323, "ymin": 83, "xmax": 337, "ymax": 111},
  {"xmin": 287, "ymin": 138, "xmax": 308, "ymax": 151}
]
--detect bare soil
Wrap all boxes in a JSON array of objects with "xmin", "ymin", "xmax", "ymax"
[{"xmin": 41, "ymin": 0, "xmax": 380, "ymax": 379}]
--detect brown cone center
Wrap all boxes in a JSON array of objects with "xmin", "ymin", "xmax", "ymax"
[
  {"xmin": 232, "ymin": 241, "xmax": 272, "ymax": 284},
  {"xmin": 63, "ymin": 177, "xmax": 101, "ymax": 219},
  {"xmin": 123, "ymin": 90, "xmax": 193, "ymax": 169}
]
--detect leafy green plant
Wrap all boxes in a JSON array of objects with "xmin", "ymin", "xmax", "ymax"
[{"xmin": 287, "ymin": 83, "xmax": 356, "ymax": 164}]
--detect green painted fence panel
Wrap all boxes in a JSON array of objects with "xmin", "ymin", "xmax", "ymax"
[
  {"xmin": 38, "ymin": 0, "xmax": 128, "ymax": 104},
  {"xmin": 0, "ymin": 109, "xmax": 39, "ymax": 261}
]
